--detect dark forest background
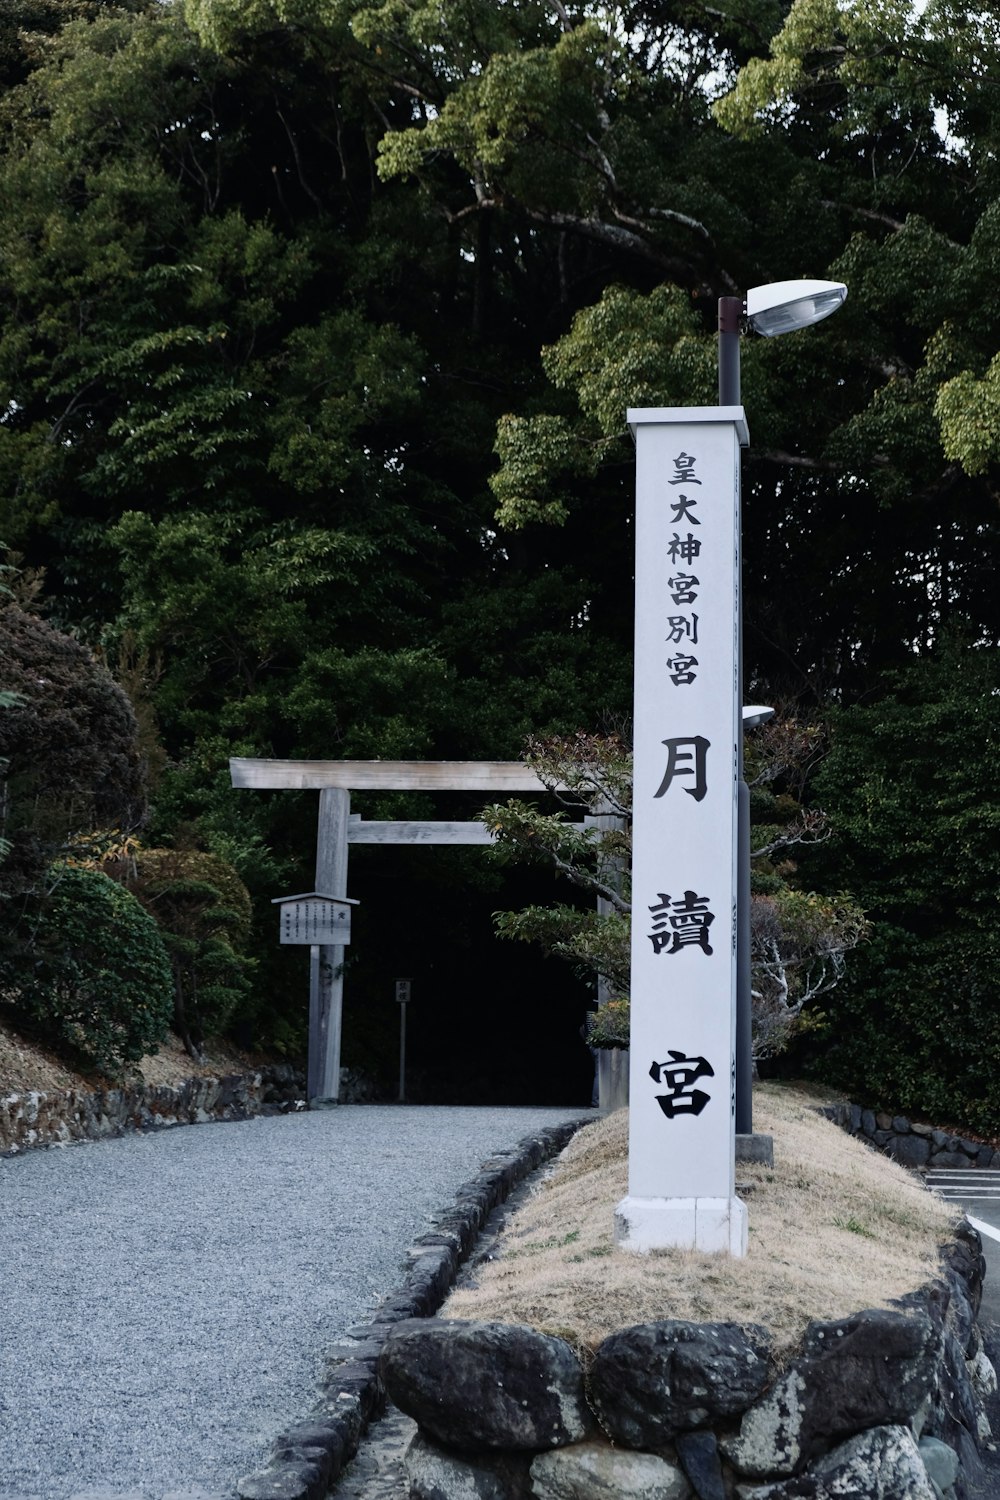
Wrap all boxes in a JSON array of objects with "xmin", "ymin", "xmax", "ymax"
[{"xmin": 1, "ymin": 0, "xmax": 998, "ymax": 1122}]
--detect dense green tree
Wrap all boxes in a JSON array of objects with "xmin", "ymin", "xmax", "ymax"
[
  {"xmin": 127, "ymin": 847, "xmax": 254, "ymax": 1057},
  {"xmin": 346, "ymin": 0, "xmax": 1000, "ymax": 699},
  {"xmin": 801, "ymin": 644, "xmax": 1000, "ymax": 1132},
  {"xmin": 0, "ymin": 2, "xmax": 630, "ymax": 757}
]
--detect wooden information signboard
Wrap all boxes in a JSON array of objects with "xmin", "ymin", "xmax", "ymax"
[{"xmin": 273, "ymin": 893, "xmax": 357, "ymax": 946}]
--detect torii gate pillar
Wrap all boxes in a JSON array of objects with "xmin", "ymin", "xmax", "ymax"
[{"xmin": 310, "ymin": 788, "xmax": 350, "ymax": 1102}]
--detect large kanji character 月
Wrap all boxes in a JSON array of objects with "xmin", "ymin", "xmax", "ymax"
[{"xmin": 652, "ymin": 735, "xmax": 709, "ymax": 801}]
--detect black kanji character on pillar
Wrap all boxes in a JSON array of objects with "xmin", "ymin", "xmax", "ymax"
[
  {"xmin": 667, "ymin": 573, "xmax": 699, "ymax": 604},
  {"xmin": 648, "ymin": 891, "xmax": 715, "ymax": 954},
  {"xmin": 649, "ymin": 1052, "xmax": 714, "ymax": 1117},
  {"xmin": 665, "ymin": 614, "xmax": 698, "ymax": 645},
  {"xmin": 670, "ymin": 494, "xmax": 700, "ymax": 525},
  {"xmin": 669, "ymin": 453, "xmax": 701, "ymax": 486},
  {"xmin": 653, "ymin": 736, "xmax": 709, "ymax": 801},
  {"xmin": 666, "ymin": 654, "xmax": 698, "ymax": 685},
  {"xmin": 667, "ymin": 533, "xmax": 702, "ymax": 564}
]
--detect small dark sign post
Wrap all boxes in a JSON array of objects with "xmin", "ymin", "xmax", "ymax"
[{"xmin": 396, "ymin": 979, "xmax": 412, "ymax": 1102}]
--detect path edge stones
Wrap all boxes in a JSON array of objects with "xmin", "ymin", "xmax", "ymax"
[{"xmin": 236, "ymin": 1116, "xmax": 590, "ymax": 1500}]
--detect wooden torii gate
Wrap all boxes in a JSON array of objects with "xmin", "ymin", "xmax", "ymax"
[{"xmin": 230, "ymin": 759, "xmax": 619, "ymax": 1106}]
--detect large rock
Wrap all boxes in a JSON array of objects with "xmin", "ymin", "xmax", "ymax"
[
  {"xmin": 405, "ymin": 1429, "xmax": 533, "ymax": 1500},
  {"xmin": 674, "ymin": 1430, "xmax": 727, "ymax": 1500},
  {"xmin": 735, "ymin": 1424, "xmax": 937, "ymax": 1499},
  {"xmin": 380, "ymin": 1319, "xmax": 592, "ymax": 1451},
  {"xmin": 945, "ymin": 1222, "xmax": 986, "ymax": 1325},
  {"xmin": 529, "ymin": 1438, "xmax": 692, "ymax": 1499},
  {"xmin": 933, "ymin": 1328, "xmax": 982, "ymax": 1449},
  {"xmin": 589, "ymin": 1321, "xmax": 771, "ymax": 1447},
  {"xmin": 893, "ymin": 1134, "xmax": 931, "ymax": 1168},
  {"xmin": 236, "ymin": 1460, "xmax": 325, "ymax": 1500},
  {"xmin": 918, "ymin": 1435, "xmax": 959, "ymax": 1492},
  {"xmin": 723, "ymin": 1308, "xmax": 941, "ymax": 1477}
]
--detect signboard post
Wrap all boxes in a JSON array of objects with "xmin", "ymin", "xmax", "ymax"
[
  {"xmin": 396, "ymin": 978, "xmax": 412, "ymax": 1101},
  {"xmin": 614, "ymin": 407, "xmax": 749, "ymax": 1256},
  {"xmin": 272, "ymin": 888, "xmax": 359, "ymax": 1105}
]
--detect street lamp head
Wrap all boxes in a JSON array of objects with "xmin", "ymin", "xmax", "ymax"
[
  {"xmin": 741, "ymin": 705, "xmax": 775, "ymax": 729},
  {"xmin": 745, "ymin": 279, "xmax": 848, "ymax": 338}
]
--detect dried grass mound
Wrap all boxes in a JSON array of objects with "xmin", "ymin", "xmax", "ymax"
[{"xmin": 445, "ymin": 1083, "xmax": 957, "ymax": 1360}]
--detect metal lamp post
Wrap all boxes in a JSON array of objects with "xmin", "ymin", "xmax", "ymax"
[{"xmin": 721, "ymin": 280, "xmax": 847, "ymax": 1136}]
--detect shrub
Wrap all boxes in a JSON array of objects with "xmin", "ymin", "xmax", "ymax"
[
  {"xmin": 585, "ymin": 997, "xmax": 630, "ymax": 1049},
  {"xmin": 127, "ymin": 847, "xmax": 254, "ymax": 1055},
  {"xmin": 0, "ymin": 604, "xmax": 145, "ymax": 896},
  {"xmin": 15, "ymin": 865, "xmax": 173, "ymax": 1076}
]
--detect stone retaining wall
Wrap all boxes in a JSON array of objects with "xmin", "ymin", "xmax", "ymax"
[
  {"xmin": 819, "ymin": 1102, "xmax": 1000, "ymax": 1171},
  {"xmin": 376, "ymin": 1221, "xmax": 994, "ymax": 1499},
  {"xmin": 0, "ymin": 1063, "xmax": 308, "ymax": 1155}
]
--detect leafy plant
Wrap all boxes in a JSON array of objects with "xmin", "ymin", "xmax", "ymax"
[
  {"xmin": 13, "ymin": 865, "xmax": 173, "ymax": 1076},
  {"xmin": 126, "ymin": 847, "xmax": 255, "ymax": 1058},
  {"xmin": 486, "ymin": 728, "xmax": 866, "ymax": 1064},
  {"xmin": 0, "ymin": 605, "xmax": 145, "ymax": 896},
  {"xmin": 803, "ymin": 643, "xmax": 1000, "ymax": 1132},
  {"xmin": 585, "ymin": 997, "xmax": 630, "ymax": 1050}
]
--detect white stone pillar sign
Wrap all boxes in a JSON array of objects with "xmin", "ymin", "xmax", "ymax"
[{"xmin": 615, "ymin": 407, "xmax": 749, "ymax": 1257}]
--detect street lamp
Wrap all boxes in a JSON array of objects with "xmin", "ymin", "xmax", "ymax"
[
  {"xmin": 722, "ymin": 279, "xmax": 848, "ymax": 1136},
  {"xmin": 719, "ymin": 279, "xmax": 848, "ymax": 405}
]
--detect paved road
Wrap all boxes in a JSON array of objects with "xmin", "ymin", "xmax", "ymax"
[
  {"xmin": 925, "ymin": 1169, "xmax": 1000, "ymax": 1326},
  {"xmin": 0, "ymin": 1105, "xmax": 589, "ymax": 1500},
  {"xmin": 923, "ymin": 1168, "xmax": 1000, "ymax": 1497}
]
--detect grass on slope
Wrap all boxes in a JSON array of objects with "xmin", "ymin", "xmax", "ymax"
[
  {"xmin": 0, "ymin": 1009, "xmax": 265, "ymax": 1095},
  {"xmin": 444, "ymin": 1083, "xmax": 957, "ymax": 1361}
]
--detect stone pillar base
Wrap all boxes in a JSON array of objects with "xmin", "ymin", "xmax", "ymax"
[
  {"xmin": 736, "ymin": 1133, "xmax": 774, "ymax": 1166},
  {"xmin": 598, "ymin": 1049, "xmax": 629, "ymax": 1112},
  {"xmin": 614, "ymin": 1195, "xmax": 748, "ymax": 1257}
]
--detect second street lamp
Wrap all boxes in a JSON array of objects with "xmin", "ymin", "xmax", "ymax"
[{"xmin": 720, "ymin": 279, "xmax": 848, "ymax": 1136}]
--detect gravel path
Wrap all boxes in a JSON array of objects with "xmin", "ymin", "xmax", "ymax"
[{"xmin": 0, "ymin": 1105, "xmax": 589, "ymax": 1500}]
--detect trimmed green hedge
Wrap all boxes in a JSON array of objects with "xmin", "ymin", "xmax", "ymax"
[{"xmin": 16, "ymin": 866, "xmax": 173, "ymax": 1076}]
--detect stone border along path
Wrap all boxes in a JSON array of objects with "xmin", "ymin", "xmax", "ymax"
[
  {"xmin": 0, "ymin": 1065, "xmax": 310, "ymax": 1155},
  {"xmin": 0, "ymin": 1104, "xmax": 590, "ymax": 1500},
  {"xmin": 235, "ymin": 1115, "xmax": 588, "ymax": 1500},
  {"xmin": 279, "ymin": 1137, "xmax": 569, "ymax": 1500},
  {"xmin": 341, "ymin": 1105, "xmax": 1000, "ymax": 1500}
]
